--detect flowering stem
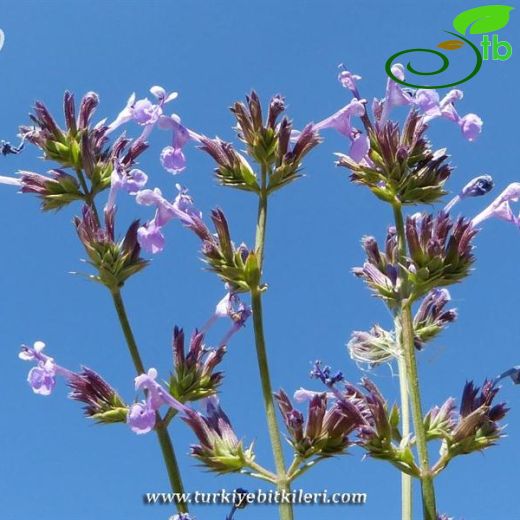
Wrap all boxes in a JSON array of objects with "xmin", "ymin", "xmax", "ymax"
[
  {"xmin": 394, "ymin": 316, "xmax": 412, "ymax": 520},
  {"xmin": 75, "ymin": 167, "xmax": 100, "ymax": 224},
  {"xmin": 392, "ymin": 204, "xmax": 437, "ymax": 520},
  {"xmin": 110, "ymin": 288, "xmax": 188, "ymax": 515},
  {"xmin": 250, "ymin": 165, "xmax": 293, "ymax": 520}
]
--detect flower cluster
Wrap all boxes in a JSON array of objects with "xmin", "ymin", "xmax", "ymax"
[
  {"xmin": 74, "ymin": 205, "xmax": 148, "ymax": 290},
  {"xmin": 275, "ymin": 388, "xmax": 365, "ymax": 459},
  {"xmin": 200, "ymin": 91, "xmax": 321, "ymax": 193},
  {"xmin": 168, "ymin": 326, "xmax": 227, "ymax": 403},
  {"xmin": 183, "ymin": 396, "xmax": 254, "ymax": 474},
  {"xmin": 405, "ymin": 211, "xmax": 477, "ymax": 298},
  {"xmin": 353, "ymin": 231, "xmax": 400, "ymax": 305},
  {"xmin": 413, "ymin": 288, "xmax": 457, "ymax": 349},
  {"xmin": 426, "ymin": 380, "xmax": 509, "ymax": 474}
]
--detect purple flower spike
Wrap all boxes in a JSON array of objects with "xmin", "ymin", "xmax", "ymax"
[{"xmin": 472, "ymin": 182, "xmax": 520, "ymax": 227}]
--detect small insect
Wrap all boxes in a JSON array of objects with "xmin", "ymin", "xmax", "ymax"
[{"xmin": 1, "ymin": 138, "xmax": 25, "ymax": 156}]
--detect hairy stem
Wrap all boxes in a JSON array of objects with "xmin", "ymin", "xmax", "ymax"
[
  {"xmin": 111, "ymin": 289, "xmax": 188, "ymax": 514},
  {"xmin": 250, "ymin": 165, "xmax": 293, "ymax": 520},
  {"xmin": 395, "ymin": 316, "xmax": 412, "ymax": 520},
  {"xmin": 393, "ymin": 204, "xmax": 437, "ymax": 520}
]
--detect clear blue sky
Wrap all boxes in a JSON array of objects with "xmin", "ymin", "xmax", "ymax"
[{"xmin": 0, "ymin": 1, "xmax": 518, "ymax": 519}]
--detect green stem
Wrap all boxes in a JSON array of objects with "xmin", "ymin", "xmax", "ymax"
[
  {"xmin": 250, "ymin": 165, "xmax": 293, "ymax": 520},
  {"xmin": 395, "ymin": 317, "xmax": 412, "ymax": 520},
  {"xmin": 392, "ymin": 204, "xmax": 437, "ymax": 520},
  {"xmin": 111, "ymin": 289, "xmax": 188, "ymax": 514},
  {"xmin": 75, "ymin": 167, "xmax": 100, "ymax": 224}
]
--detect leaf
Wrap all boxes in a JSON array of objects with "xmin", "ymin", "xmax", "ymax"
[
  {"xmin": 437, "ymin": 39, "xmax": 465, "ymax": 50},
  {"xmin": 453, "ymin": 5, "xmax": 514, "ymax": 35}
]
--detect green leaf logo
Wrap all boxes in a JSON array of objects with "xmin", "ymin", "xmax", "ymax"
[{"xmin": 453, "ymin": 5, "xmax": 514, "ymax": 35}]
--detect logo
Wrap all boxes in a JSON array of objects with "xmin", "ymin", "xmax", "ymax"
[{"xmin": 385, "ymin": 5, "xmax": 514, "ymax": 89}]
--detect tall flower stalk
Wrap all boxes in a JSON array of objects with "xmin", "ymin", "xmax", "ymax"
[
  {"xmin": 250, "ymin": 164, "xmax": 292, "ymax": 519},
  {"xmin": 0, "ymin": 88, "xmax": 201, "ymax": 515},
  {"xmin": 110, "ymin": 288, "xmax": 188, "ymax": 511},
  {"xmin": 393, "ymin": 202, "xmax": 436, "ymax": 519},
  {"xmin": 313, "ymin": 65, "xmax": 511, "ymax": 520},
  {"xmin": 199, "ymin": 92, "xmax": 321, "ymax": 520}
]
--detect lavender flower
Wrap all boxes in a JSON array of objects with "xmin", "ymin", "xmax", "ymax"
[
  {"xmin": 378, "ymin": 65, "xmax": 483, "ymax": 141},
  {"xmin": 423, "ymin": 89, "xmax": 483, "ymax": 141},
  {"xmin": 314, "ymin": 98, "xmax": 368, "ymax": 165},
  {"xmin": 472, "ymin": 182, "xmax": 520, "ymax": 227},
  {"xmin": 106, "ymin": 167, "xmax": 148, "ymax": 210},
  {"xmin": 106, "ymin": 86, "xmax": 178, "ymax": 142},
  {"xmin": 444, "ymin": 174, "xmax": 494, "ymax": 213},
  {"xmin": 19, "ymin": 341, "xmax": 74, "ymax": 395},
  {"xmin": 158, "ymin": 114, "xmax": 202, "ymax": 174},
  {"xmin": 202, "ymin": 291, "xmax": 252, "ymax": 346},
  {"xmin": 314, "ymin": 98, "xmax": 365, "ymax": 138},
  {"xmin": 378, "ymin": 64, "xmax": 414, "ymax": 124},
  {"xmin": 337, "ymin": 65, "xmax": 362, "ymax": 96},
  {"xmin": 135, "ymin": 184, "xmax": 211, "ymax": 253},
  {"xmin": 182, "ymin": 396, "xmax": 254, "ymax": 473},
  {"xmin": 127, "ymin": 368, "xmax": 188, "ymax": 435}
]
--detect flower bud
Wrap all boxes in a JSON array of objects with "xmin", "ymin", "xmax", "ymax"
[
  {"xmin": 169, "ymin": 327, "xmax": 226, "ymax": 402},
  {"xmin": 68, "ymin": 367, "xmax": 127, "ymax": 424},
  {"xmin": 183, "ymin": 397, "xmax": 254, "ymax": 474}
]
